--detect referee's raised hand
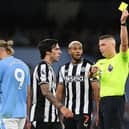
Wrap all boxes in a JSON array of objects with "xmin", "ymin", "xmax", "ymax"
[
  {"xmin": 120, "ymin": 9, "xmax": 129, "ymax": 24},
  {"xmin": 60, "ymin": 106, "xmax": 74, "ymax": 118}
]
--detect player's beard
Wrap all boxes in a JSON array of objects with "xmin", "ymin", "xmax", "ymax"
[{"xmin": 72, "ymin": 56, "xmax": 82, "ymax": 63}]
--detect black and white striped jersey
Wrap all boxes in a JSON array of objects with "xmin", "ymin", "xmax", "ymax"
[
  {"xmin": 58, "ymin": 59, "xmax": 93, "ymax": 115},
  {"xmin": 30, "ymin": 61, "xmax": 59, "ymax": 123}
]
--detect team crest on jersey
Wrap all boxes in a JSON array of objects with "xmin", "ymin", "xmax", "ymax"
[
  {"xmin": 81, "ymin": 67, "xmax": 86, "ymax": 72},
  {"xmin": 41, "ymin": 69, "xmax": 46, "ymax": 75},
  {"xmin": 108, "ymin": 64, "xmax": 113, "ymax": 72}
]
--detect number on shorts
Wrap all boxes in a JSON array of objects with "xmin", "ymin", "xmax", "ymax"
[{"xmin": 14, "ymin": 68, "xmax": 25, "ymax": 90}]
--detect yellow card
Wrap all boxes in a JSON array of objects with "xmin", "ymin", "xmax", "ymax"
[{"xmin": 118, "ymin": 1, "xmax": 128, "ymax": 11}]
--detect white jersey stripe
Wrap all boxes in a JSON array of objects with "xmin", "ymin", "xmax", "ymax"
[
  {"xmin": 51, "ymin": 105, "xmax": 56, "ymax": 122},
  {"xmin": 30, "ymin": 66, "xmax": 38, "ymax": 122},
  {"xmin": 68, "ymin": 64, "xmax": 73, "ymax": 110},
  {"xmin": 75, "ymin": 62, "xmax": 82, "ymax": 114},
  {"xmin": 44, "ymin": 99, "xmax": 50, "ymax": 122},
  {"xmin": 30, "ymin": 104, "xmax": 36, "ymax": 122},
  {"xmin": 83, "ymin": 63, "xmax": 91, "ymax": 113}
]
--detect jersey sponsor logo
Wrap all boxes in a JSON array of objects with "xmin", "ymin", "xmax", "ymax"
[
  {"xmin": 65, "ymin": 75, "xmax": 84, "ymax": 82},
  {"xmin": 10, "ymin": 60, "xmax": 23, "ymax": 66},
  {"xmin": 64, "ymin": 70, "xmax": 68, "ymax": 74}
]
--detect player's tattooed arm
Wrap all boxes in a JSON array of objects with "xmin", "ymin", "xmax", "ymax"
[
  {"xmin": 40, "ymin": 83, "xmax": 74, "ymax": 118},
  {"xmin": 40, "ymin": 83, "xmax": 63, "ymax": 109}
]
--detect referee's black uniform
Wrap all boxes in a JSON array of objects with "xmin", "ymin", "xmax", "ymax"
[
  {"xmin": 30, "ymin": 61, "xmax": 60, "ymax": 129},
  {"xmin": 58, "ymin": 59, "xmax": 93, "ymax": 129}
]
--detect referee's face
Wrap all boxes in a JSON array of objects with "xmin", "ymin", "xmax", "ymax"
[
  {"xmin": 69, "ymin": 43, "xmax": 83, "ymax": 61},
  {"xmin": 51, "ymin": 43, "xmax": 62, "ymax": 62},
  {"xmin": 99, "ymin": 38, "xmax": 115, "ymax": 58}
]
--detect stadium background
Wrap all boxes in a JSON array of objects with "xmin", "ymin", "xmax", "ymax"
[{"xmin": 0, "ymin": 0, "xmax": 129, "ymax": 128}]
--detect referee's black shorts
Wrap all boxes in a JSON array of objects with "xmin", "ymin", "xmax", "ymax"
[{"xmin": 99, "ymin": 95, "xmax": 125, "ymax": 129}]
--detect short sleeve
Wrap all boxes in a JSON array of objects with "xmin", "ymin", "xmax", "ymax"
[
  {"xmin": 57, "ymin": 66, "xmax": 65, "ymax": 84},
  {"xmin": 37, "ymin": 63, "xmax": 49, "ymax": 86}
]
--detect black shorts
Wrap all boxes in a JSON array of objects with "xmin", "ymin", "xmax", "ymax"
[
  {"xmin": 63, "ymin": 114, "xmax": 91, "ymax": 129},
  {"xmin": 99, "ymin": 96, "xmax": 125, "ymax": 129},
  {"xmin": 31, "ymin": 122, "xmax": 61, "ymax": 129}
]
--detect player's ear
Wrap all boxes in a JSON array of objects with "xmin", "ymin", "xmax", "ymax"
[{"xmin": 46, "ymin": 51, "xmax": 51, "ymax": 55}]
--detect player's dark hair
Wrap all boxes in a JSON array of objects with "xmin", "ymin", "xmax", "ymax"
[{"xmin": 38, "ymin": 38, "xmax": 58, "ymax": 59}]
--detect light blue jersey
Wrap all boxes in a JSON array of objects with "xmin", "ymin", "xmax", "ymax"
[{"xmin": 0, "ymin": 56, "xmax": 30, "ymax": 118}]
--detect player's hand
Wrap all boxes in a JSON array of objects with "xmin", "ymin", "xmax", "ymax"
[
  {"xmin": 24, "ymin": 120, "xmax": 31, "ymax": 129},
  {"xmin": 121, "ymin": 9, "xmax": 129, "ymax": 24},
  {"xmin": 60, "ymin": 106, "xmax": 74, "ymax": 118},
  {"xmin": 95, "ymin": 113, "xmax": 99, "ymax": 127},
  {"xmin": 91, "ymin": 66, "xmax": 99, "ymax": 74}
]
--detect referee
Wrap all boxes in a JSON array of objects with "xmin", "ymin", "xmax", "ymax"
[
  {"xmin": 29, "ymin": 39, "xmax": 73, "ymax": 129},
  {"xmin": 91, "ymin": 10, "xmax": 129, "ymax": 129},
  {"xmin": 56, "ymin": 41, "xmax": 99, "ymax": 129}
]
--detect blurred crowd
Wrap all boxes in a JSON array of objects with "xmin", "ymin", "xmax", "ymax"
[{"xmin": 0, "ymin": 0, "xmax": 123, "ymax": 59}]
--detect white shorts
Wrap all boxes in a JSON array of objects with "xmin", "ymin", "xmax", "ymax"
[{"xmin": 1, "ymin": 118, "xmax": 26, "ymax": 129}]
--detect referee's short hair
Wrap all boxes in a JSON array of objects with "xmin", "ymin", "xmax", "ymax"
[
  {"xmin": 99, "ymin": 34, "xmax": 115, "ymax": 40},
  {"xmin": 38, "ymin": 38, "xmax": 58, "ymax": 59}
]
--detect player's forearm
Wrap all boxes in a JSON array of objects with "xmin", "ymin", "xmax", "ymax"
[
  {"xmin": 56, "ymin": 84, "xmax": 64, "ymax": 102},
  {"xmin": 120, "ymin": 25, "xmax": 128, "ymax": 52},
  {"xmin": 91, "ymin": 81, "xmax": 100, "ymax": 113},
  {"xmin": 45, "ymin": 90, "xmax": 63, "ymax": 109},
  {"xmin": 41, "ymin": 84, "xmax": 63, "ymax": 109},
  {"xmin": 120, "ymin": 10, "xmax": 129, "ymax": 52}
]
